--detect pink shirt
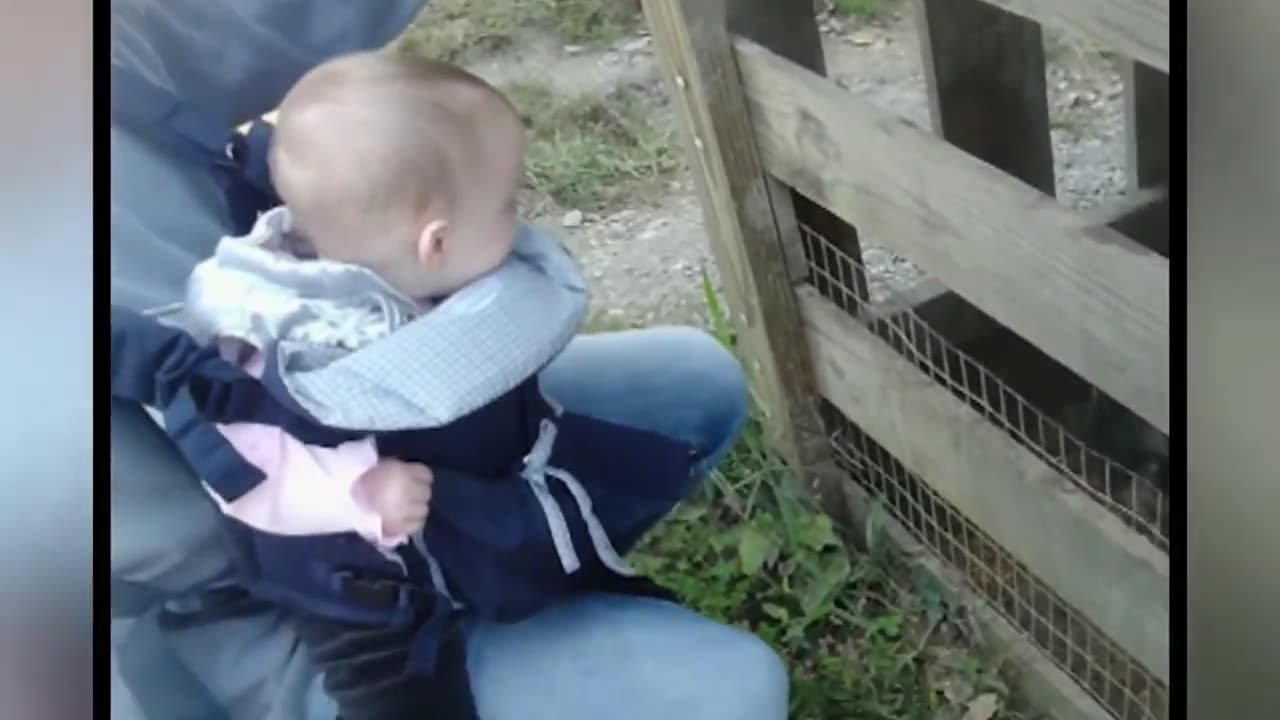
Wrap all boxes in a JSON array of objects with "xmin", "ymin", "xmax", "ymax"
[{"xmin": 201, "ymin": 344, "xmax": 405, "ymax": 548}]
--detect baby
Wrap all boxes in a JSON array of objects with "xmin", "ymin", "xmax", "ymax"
[
  {"xmin": 114, "ymin": 52, "xmax": 695, "ymax": 720},
  {"xmin": 208, "ymin": 53, "xmax": 528, "ymax": 548}
]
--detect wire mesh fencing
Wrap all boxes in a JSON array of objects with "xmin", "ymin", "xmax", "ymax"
[{"xmin": 798, "ymin": 224, "xmax": 1169, "ymax": 720}]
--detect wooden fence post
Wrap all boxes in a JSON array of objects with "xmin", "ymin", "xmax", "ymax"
[
  {"xmin": 915, "ymin": 0, "xmax": 1056, "ymax": 196},
  {"xmin": 726, "ymin": 1, "xmax": 872, "ymax": 304},
  {"xmin": 1125, "ymin": 61, "xmax": 1170, "ymax": 192},
  {"xmin": 641, "ymin": 0, "xmax": 834, "ymax": 496}
]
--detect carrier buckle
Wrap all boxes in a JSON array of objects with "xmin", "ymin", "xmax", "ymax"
[{"xmin": 333, "ymin": 570, "xmax": 423, "ymax": 614}]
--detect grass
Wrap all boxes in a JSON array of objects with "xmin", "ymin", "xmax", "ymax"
[
  {"xmin": 622, "ymin": 276, "xmax": 1033, "ymax": 720},
  {"xmin": 398, "ymin": 0, "xmax": 643, "ymax": 63},
  {"xmin": 830, "ymin": 0, "xmax": 896, "ymax": 21},
  {"xmin": 504, "ymin": 81, "xmax": 679, "ymax": 211},
  {"xmin": 1043, "ymin": 27, "xmax": 1126, "ymax": 71},
  {"xmin": 532, "ymin": 0, "xmax": 644, "ymax": 45}
]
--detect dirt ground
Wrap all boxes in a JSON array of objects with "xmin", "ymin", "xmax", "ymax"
[{"xmin": 443, "ymin": 9, "xmax": 1131, "ymax": 327}]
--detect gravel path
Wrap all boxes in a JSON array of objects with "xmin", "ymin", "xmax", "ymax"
[{"xmin": 462, "ymin": 12, "xmax": 1133, "ymax": 327}]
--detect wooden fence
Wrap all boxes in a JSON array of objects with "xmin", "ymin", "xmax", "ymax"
[{"xmin": 641, "ymin": 1, "xmax": 1170, "ymax": 718}]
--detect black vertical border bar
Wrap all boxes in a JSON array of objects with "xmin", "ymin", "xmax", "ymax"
[
  {"xmin": 94, "ymin": 2, "xmax": 113, "ymax": 717},
  {"xmin": 1167, "ymin": 2, "xmax": 1186, "ymax": 717}
]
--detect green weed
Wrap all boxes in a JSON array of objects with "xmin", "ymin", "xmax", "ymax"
[{"xmin": 631, "ymin": 417, "xmax": 1028, "ymax": 719}]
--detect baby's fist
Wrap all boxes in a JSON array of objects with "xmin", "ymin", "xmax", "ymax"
[{"xmin": 355, "ymin": 459, "xmax": 433, "ymax": 539}]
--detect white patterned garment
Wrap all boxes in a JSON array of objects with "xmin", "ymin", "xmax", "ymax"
[{"xmin": 178, "ymin": 206, "xmax": 589, "ymax": 431}]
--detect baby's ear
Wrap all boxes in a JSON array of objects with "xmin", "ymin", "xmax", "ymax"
[{"xmin": 416, "ymin": 219, "xmax": 450, "ymax": 269}]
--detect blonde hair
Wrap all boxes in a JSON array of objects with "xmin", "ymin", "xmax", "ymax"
[{"xmin": 269, "ymin": 51, "xmax": 519, "ymax": 225}]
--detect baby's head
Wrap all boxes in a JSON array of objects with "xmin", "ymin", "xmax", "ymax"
[{"xmin": 270, "ymin": 52, "xmax": 525, "ymax": 299}]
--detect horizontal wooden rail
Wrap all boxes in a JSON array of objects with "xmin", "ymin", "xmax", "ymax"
[
  {"xmin": 798, "ymin": 286, "xmax": 1170, "ymax": 682},
  {"xmin": 1093, "ymin": 187, "xmax": 1170, "ymax": 258},
  {"xmin": 972, "ymin": 0, "xmax": 1169, "ymax": 72},
  {"xmin": 737, "ymin": 39, "xmax": 1170, "ymax": 434}
]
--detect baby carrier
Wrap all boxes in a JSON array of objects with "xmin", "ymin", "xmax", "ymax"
[
  {"xmin": 112, "ymin": 300, "xmax": 691, "ymax": 673},
  {"xmin": 111, "ymin": 244, "xmax": 696, "ymax": 671}
]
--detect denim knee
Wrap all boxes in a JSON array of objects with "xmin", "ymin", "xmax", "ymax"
[
  {"xmin": 656, "ymin": 326, "xmax": 748, "ymax": 475},
  {"xmin": 711, "ymin": 631, "xmax": 790, "ymax": 718}
]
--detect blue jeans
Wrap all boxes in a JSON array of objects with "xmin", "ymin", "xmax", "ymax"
[{"xmin": 110, "ymin": 326, "xmax": 789, "ymax": 720}]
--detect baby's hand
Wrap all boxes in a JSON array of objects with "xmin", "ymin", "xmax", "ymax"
[{"xmin": 355, "ymin": 459, "xmax": 434, "ymax": 539}]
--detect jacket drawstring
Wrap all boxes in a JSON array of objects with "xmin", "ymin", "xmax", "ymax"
[
  {"xmin": 521, "ymin": 419, "xmax": 636, "ymax": 578},
  {"xmin": 412, "ymin": 531, "xmax": 464, "ymax": 609}
]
